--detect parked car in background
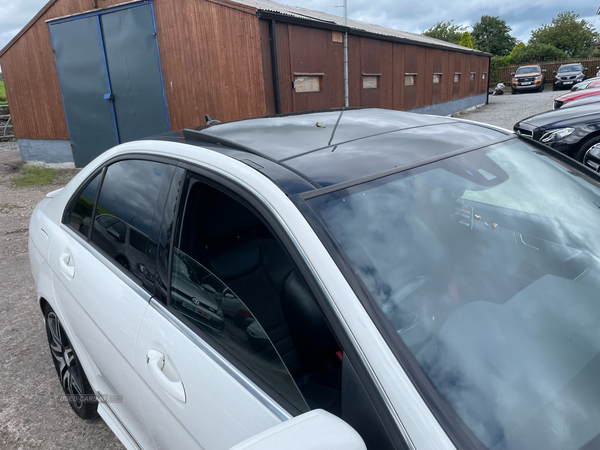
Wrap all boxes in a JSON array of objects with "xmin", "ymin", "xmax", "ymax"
[
  {"xmin": 510, "ymin": 65, "xmax": 546, "ymax": 93},
  {"xmin": 571, "ymin": 77, "xmax": 600, "ymax": 91},
  {"xmin": 30, "ymin": 108, "xmax": 600, "ymax": 450},
  {"xmin": 514, "ymin": 102, "xmax": 600, "ymax": 163},
  {"xmin": 562, "ymin": 94, "xmax": 600, "ymax": 109},
  {"xmin": 553, "ymin": 87, "xmax": 600, "ymax": 109},
  {"xmin": 553, "ymin": 63, "xmax": 587, "ymax": 90}
]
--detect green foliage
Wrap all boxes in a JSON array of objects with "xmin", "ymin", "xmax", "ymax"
[
  {"xmin": 510, "ymin": 42, "xmax": 527, "ymax": 57},
  {"xmin": 510, "ymin": 44, "xmax": 568, "ymax": 65},
  {"xmin": 471, "ymin": 15, "xmax": 517, "ymax": 56},
  {"xmin": 422, "ymin": 20, "xmax": 467, "ymax": 44},
  {"xmin": 0, "ymin": 81, "xmax": 7, "ymax": 104},
  {"xmin": 13, "ymin": 165, "xmax": 58, "ymax": 187},
  {"xmin": 490, "ymin": 55, "xmax": 512, "ymax": 70},
  {"xmin": 458, "ymin": 32, "xmax": 474, "ymax": 49},
  {"xmin": 529, "ymin": 12, "xmax": 597, "ymax": 58}
]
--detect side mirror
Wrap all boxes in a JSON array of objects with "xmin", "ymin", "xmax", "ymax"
[
  {"xmin": 542, "ymin": 69, "xmax": 546, "ymax": 73},
  {"xmin": 553, "ymin": 71, "xmax": 557, "ymax": 75},
  {"xmin": 230, "ymin": 410, "xmax": 366, "ymax": 450},
  {"xmin": 510, "ymin": 72, "xmax": 515, "ymax": 76},
  {"xmin": 584, "ymin": 68, "xmax": 588, "ymax": 73}
]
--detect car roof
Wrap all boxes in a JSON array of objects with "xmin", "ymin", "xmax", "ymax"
[{"xmin": 149, "ymin": 108, "xmax": 509, "ymax": 195}]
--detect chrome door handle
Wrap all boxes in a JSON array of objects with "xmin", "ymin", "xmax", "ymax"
[
  {"xmin": 58, "ymin": 250, "xmax": 75, "ymax": 278},
  {"xmin": 146, "ymin": 349, "xmax": 186, "ymax": 403}
]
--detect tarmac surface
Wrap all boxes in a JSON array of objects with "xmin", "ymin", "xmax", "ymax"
[{"xmin": 0, "ymin": 84, "xmax": 575, "ymax": 448}]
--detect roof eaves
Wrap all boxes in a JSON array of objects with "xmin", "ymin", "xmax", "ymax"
[
  {"xmin": 0, "ymin": 0, "xmax": 59, "ymax": 58},
  {"xmin": 255, "ymin": 10, "xmax": 491, "ymax": 57}
]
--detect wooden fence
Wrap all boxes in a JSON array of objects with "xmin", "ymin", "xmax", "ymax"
[
  {"xmin": 0, "ymin": 105, "xmax": 14, "ymax": 140},
  {"xmin": 492, "ymin": 58, "xmax": 600, "ymax": 84}
]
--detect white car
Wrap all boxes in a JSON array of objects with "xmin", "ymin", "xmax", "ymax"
[{"xmin": 29, "ymin": 109, "xmax": 600, "ymax": 450}]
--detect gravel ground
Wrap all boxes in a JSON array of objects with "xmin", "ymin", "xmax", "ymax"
[
  {"xmin": 0, "ymin": 85, "xmax": 566, "ymax": 449},
  {"xmin": 0, "ymin": 148, "xmax": 124, "ymax": 450},
  {"xmin": 455, "ymin": 85, "xmax": 564, "ymax": 131}
]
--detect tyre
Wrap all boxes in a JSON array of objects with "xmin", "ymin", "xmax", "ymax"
[
  {"xmin": 552, "ymin": 84, "xmax": 557, "ymax": 91},
  {"xmin": 575, "ymin": 136, "xmax": 600, "ymax": 163},
  {"xmin": 511, "ymin": 89, "xmax": 516, "ymax": 95},
  {"xmin": 538, "ymin": 84, "xmax": 544, "ymax": 92},
  {"xmin": 44, "ymin": 305, "xmax": 98, "ymax": 420}
]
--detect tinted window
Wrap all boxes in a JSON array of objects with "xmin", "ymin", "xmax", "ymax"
[
  {"xmin": 91, "ymin": 160, "xmax": 172, "ymax": 289},
  {"xmin": 67, "ymin": 171, "xmax": 101, "ymax": 236},
  {"xmin": 309, "ymin": 140, "xmax": 600, "ymax": 450},
  {"xmin": 171, "ymin": 178, "xmax": 314, "ymax": 412}
]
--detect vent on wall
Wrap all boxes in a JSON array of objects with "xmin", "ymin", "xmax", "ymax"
[
  {"xmin": 294, "ymin": 73, "xmax": 323, "ymax": 93},
  {"xmin": 405, "ymin": 73, "xmax": 417, "ymax": 86},
  {"xmin": 362, "ymin": 74, "xmax": 380, "ymax": 89}
]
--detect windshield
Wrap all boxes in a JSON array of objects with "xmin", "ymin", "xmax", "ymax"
[
  {"xmin": 558, "ymin": 64, "xmax": 582, "ymax": 73},
  {"xmin": 307, "ymin": 140, "xmax": 600, "ymax": 450},
  {"xmin": 516, "ymin": 66, "xmax": 539, "ymax": 74}
]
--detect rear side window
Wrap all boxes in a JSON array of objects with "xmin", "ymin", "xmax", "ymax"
[
  {"xmin": 67, "ymin": 172, "xmax": 101, "ymax": 236},
  {"xmin": 91, "ymin": 160, "xmax": 172, "ymax": 289}
]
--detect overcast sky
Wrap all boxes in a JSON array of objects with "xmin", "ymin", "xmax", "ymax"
[{"xmin": 0, "ymin": 0, "xmax": 598, "ymax": 68}]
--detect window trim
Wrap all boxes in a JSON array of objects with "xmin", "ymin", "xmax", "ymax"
[{"xmin": 62, "ymin": 154, "xmax": 179, "ymax": 297}]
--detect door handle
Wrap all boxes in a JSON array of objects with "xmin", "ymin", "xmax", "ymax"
[
  {"xmin": 59, "ymin": 250, "xmax": 75, "ymax": 278},
  {"xmin": 146, "ymin": 349, "xmax": 186, "ymax": 403}
]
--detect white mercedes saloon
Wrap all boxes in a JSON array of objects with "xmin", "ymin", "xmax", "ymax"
[{"xmin": 29, "ymin": 109, "xmax": 600, "ymax": 450}]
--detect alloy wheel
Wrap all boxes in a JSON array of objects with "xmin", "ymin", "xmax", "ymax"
[{"xmin": 46, "ymin": 312, "xmax": 85, "ymax": 409}]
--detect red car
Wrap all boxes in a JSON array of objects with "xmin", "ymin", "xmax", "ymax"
[{"xmin": 554, "ymin": 87, "xmax": 600, "ymax": 109}]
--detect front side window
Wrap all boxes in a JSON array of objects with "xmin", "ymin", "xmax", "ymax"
[
  {"xmin": 171, "ymin": 177, "xmax": 342, "ymax": 414},
  {"xmin": 66, "ymin": 171, "xmax": 101, "ymax": 236},
  {"xmin": 308, "ymin": 139, "xmax": 600, "ymax": 450},
  {"xmin": 91, "ymin": 159, "xmax": 172, "ymax": 288}
]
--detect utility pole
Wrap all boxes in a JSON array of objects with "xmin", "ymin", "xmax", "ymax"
[{"xmin": 343, "ymin": 0, "xmax": 349, "ymax": 107}]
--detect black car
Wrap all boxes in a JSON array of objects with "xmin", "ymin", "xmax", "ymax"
[
  {"xmin": 514, "ymin": 102, "xmax": 600, "ymax": 162},
  {"xmin": 553, "ymin": 63, "xmax": 587, "ymax": 90}
]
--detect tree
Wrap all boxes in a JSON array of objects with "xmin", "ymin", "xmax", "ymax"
[
  {"xmin": 458, "ymin": 32, "xmax": 474, "ymax": 49},
  {"xmin": 510, "ymin": 42, "xmax": 526, "ymax": 58},
  {"xmin": 422, "ymin": 20, "xmax": 467, "ymax": 45},
  {"xmin": 511, "ymin": 44, "xmax": 568, "ymax": 65},
  {"xmin": 529, "ymin": 12, "xmax": 597, "ymax": 58},
  {"xmin": 471, "ymin": 15, "xmax": 517, "ymax": 56}
]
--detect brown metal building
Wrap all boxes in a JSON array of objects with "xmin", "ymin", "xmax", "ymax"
[{"xmin": 0, "ymin": 0, "xmax": 491, "ymax": 166}]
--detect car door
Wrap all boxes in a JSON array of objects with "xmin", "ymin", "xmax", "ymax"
[
  {"xmin": 50, "ymin": 158, "xmax": 175, "ymax": 449},
  {"xmin": 134, "ymin": 170, "xmax": 314, "ymax": 449}
]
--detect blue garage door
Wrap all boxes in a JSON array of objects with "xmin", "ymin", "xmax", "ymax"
[{"xmin": 50, "ymin": 3, "xmax": 169, "ymax": 167}]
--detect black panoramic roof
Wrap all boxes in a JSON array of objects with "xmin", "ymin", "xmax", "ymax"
[{"xmin": 150, "ymin": 108, "xmax": 510, "ymax": 195}]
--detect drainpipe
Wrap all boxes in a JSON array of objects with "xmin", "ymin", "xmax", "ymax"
[
  {"xmin": 343, "ymin": 0, "xmax": 349, "ymax": 108},
  {"xmin": 269, "ymin": 20, "xmax": 281, "ymax": 114}
]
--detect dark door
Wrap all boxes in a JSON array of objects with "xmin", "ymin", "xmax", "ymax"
[
  {"xmin": 100, "ymin": 5, "xmax": 169, "ymax": 144},
  {"xmin": 50, "ymin": 16, "xmax": 119, "ymax": 167},
  {"xmin": 49, "ymin": 3, "xmax": 169, "ymax": 167}
]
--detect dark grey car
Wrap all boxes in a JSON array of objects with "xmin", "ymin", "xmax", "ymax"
[{"xmin": 553, "ymin": 63, "xmax": 587, "ymax": 90}]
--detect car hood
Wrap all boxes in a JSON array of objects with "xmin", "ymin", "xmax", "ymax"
[
  {"xmin": 514, "ymin": 72, "xmax": 541, "ymax": 78},
  {"xmin": 517, "ymin": 102, "xmax": 600, "ymax": 128},
  {"xmin": 556, "ymin": 71, "xmax": 583, "ymax": 77}
]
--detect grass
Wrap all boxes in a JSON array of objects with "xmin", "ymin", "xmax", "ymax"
[
  {"xmin": 0, "ymin": 81, "xmax": 6, "ymax": 104},
  {"xmin": 13, "ymin": 165, "xmax": 58, "ymax": 187}
]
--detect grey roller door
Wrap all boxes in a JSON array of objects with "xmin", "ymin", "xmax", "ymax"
[
  {"xmin": 50, "ymin": 17, "xmax": 119, "ymax": 167},
  {"xmin": 100, "ymin": 5, "xmax": 169, "ymax": 143}
]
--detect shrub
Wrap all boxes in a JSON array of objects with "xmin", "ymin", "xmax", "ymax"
[
  {"xmin": 511, "ymin": 44, "xmax": 568, "ymax": 65},
  {"xmin": 458, "ymin": 32, "xmax": 474, "ymax": 49},
  {"xmin": 491, "ymin": 55, "xmax": 512, "ymax": 70}
]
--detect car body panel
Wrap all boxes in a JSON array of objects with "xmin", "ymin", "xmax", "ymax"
[
  {"xmin": 48, "ymin": 225, "xmax": 154, "ymax": 448},
  {"xmin": 135, "ymin": 300, "xmax": 285, "ymax": 450},
  {"xmin": 554, "ymin": 87, "xmax": 600, "ymax": 109}
]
